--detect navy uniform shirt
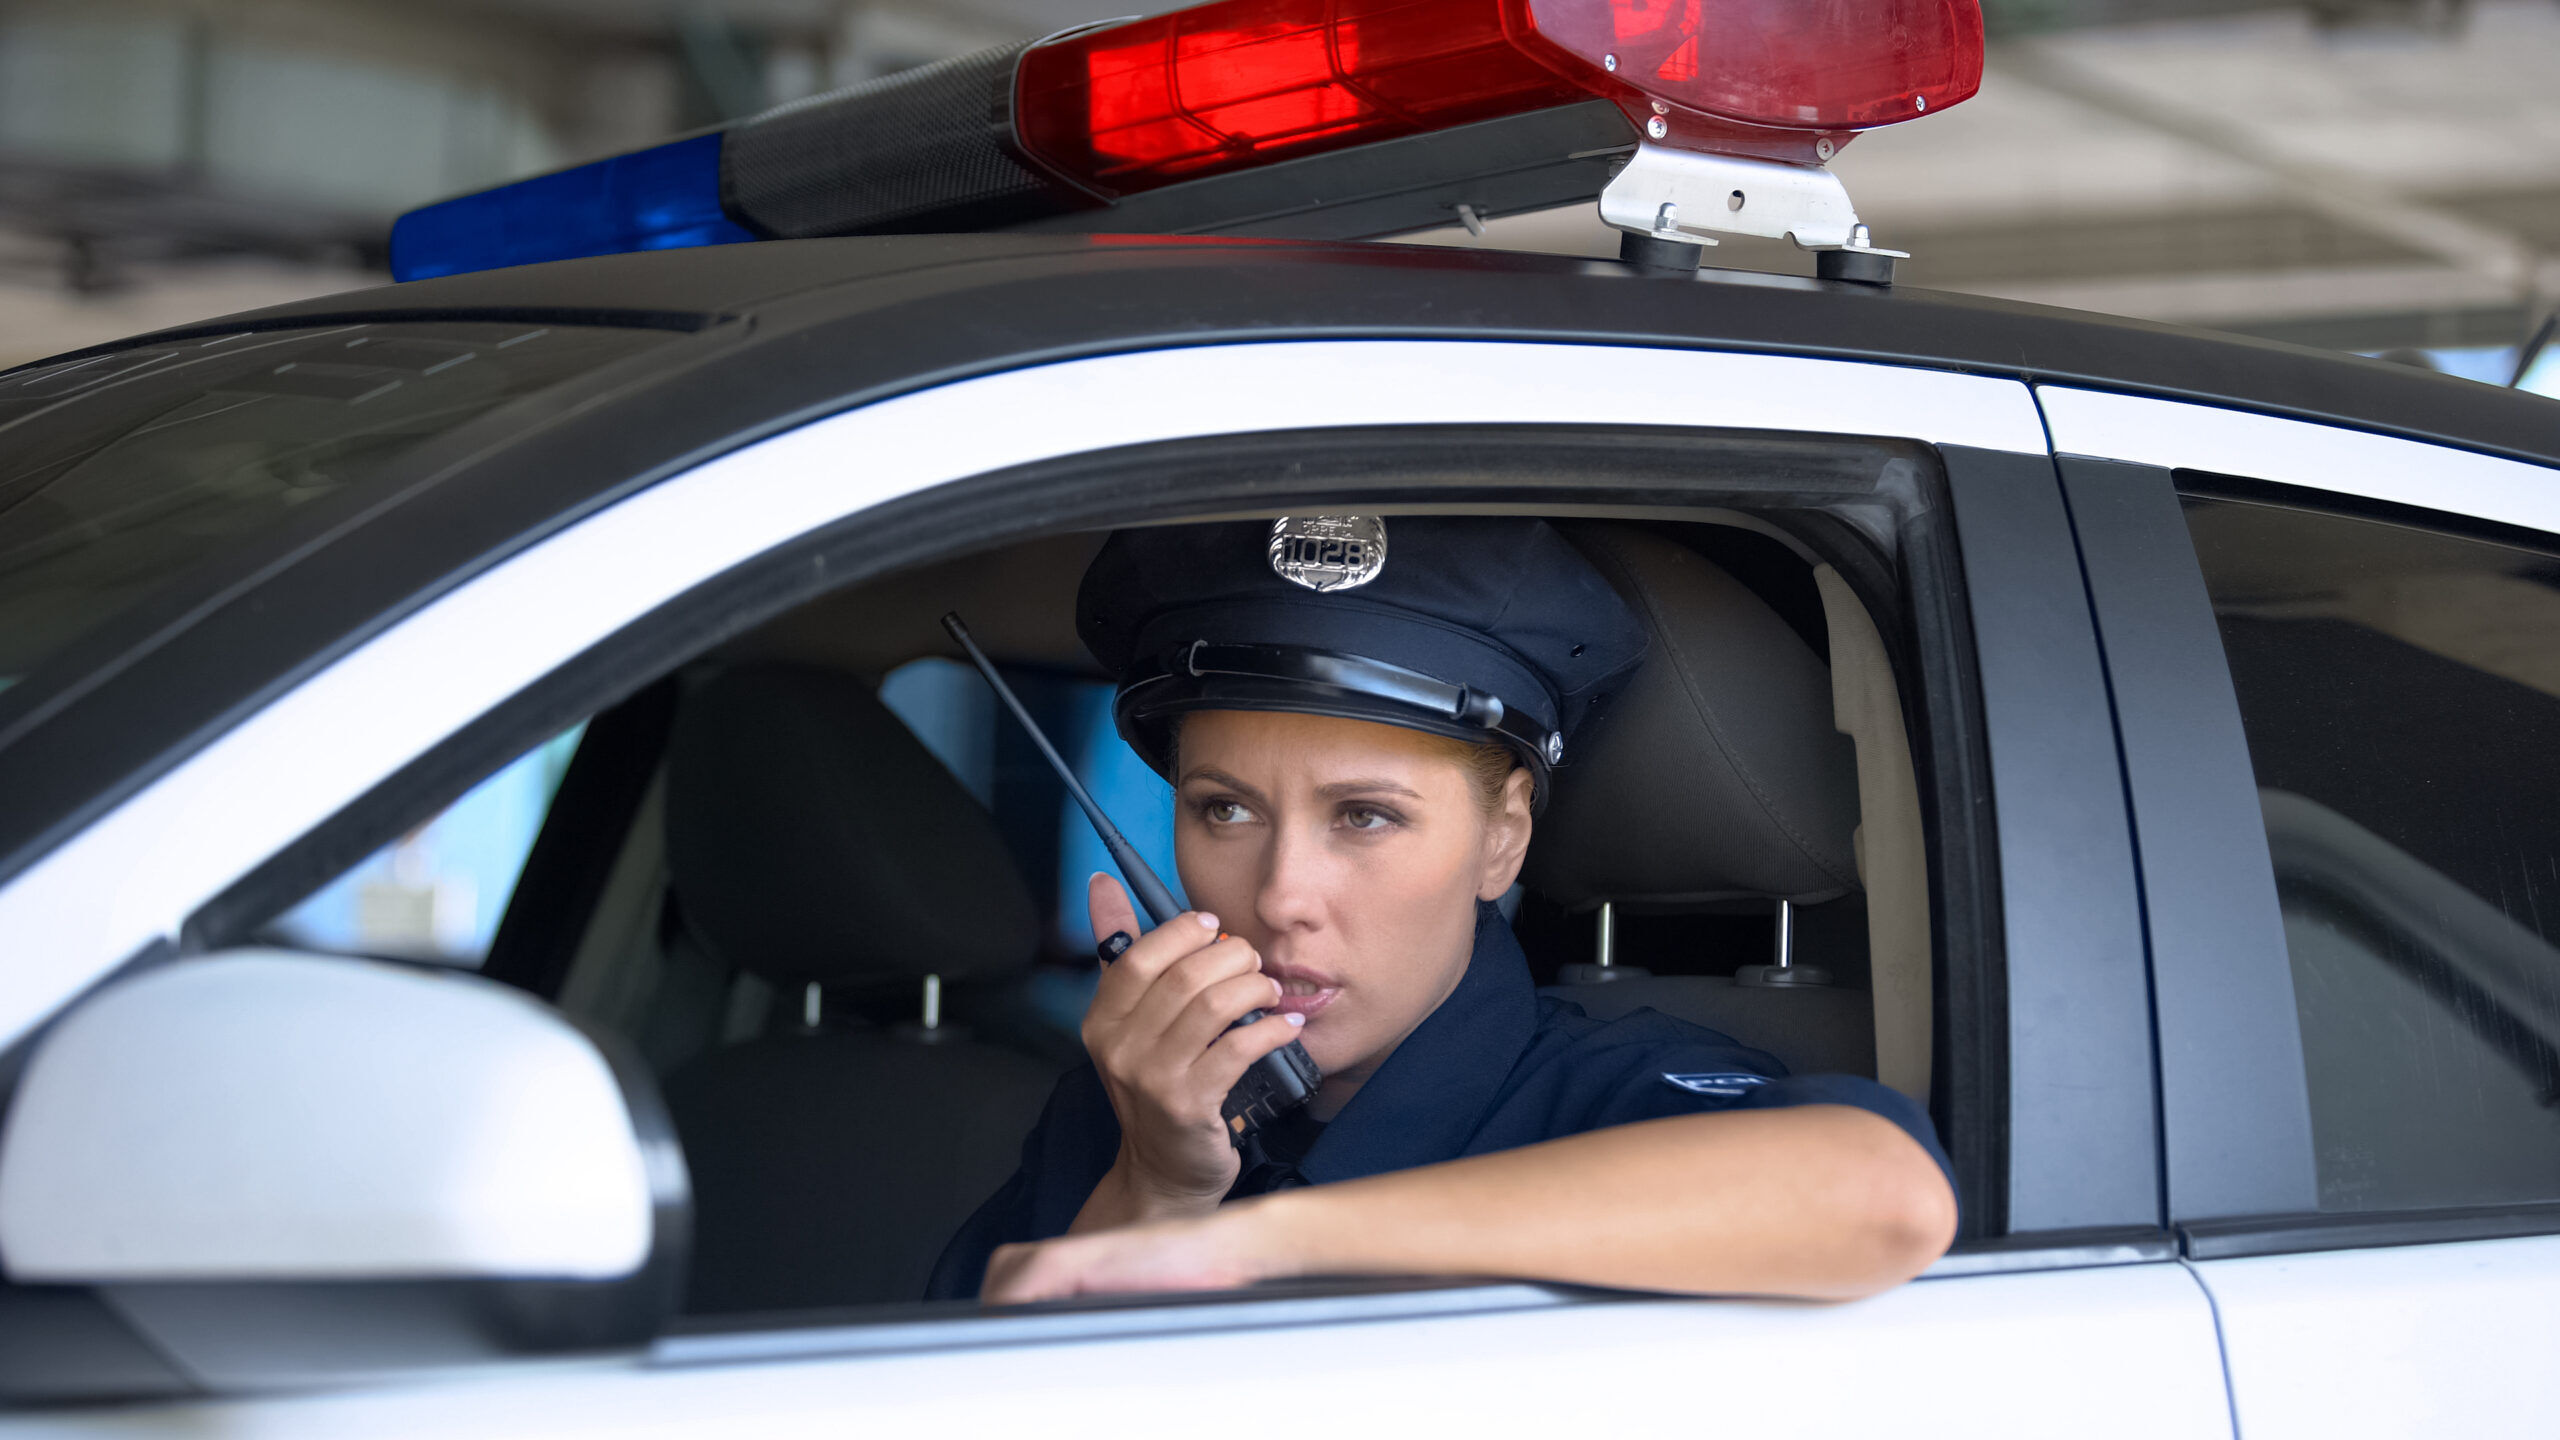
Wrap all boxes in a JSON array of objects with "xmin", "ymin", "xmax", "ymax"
[{"xmin": 927, "ymin": 902, "xmax": 1954, "ymax": 1300}]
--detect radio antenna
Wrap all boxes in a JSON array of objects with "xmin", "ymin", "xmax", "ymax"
[{"xmin": 941, "ymin": 612, "xmax": 1182, "ymax": 926}]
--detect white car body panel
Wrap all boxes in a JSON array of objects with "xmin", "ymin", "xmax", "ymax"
[
  {"xmin": 2034, "ymin": 385, "xmax": 2560, "ymax": 535},
  {"xmin": 0, "ymin": 1266, "xmax": 2231, "ymax": 1438},
  {"xmin": 2195, "ymin": 1235, "xmax": 2560, "ymax": 1440},
  {"xmin": 0, "ymin": 339, "xmax": 2045, "ymax": 1051}
]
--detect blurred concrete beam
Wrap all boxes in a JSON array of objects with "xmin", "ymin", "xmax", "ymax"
[
  {"xmin": 826, "ymin": 2, "xmax": 1026, "ymax": 87},
  {"xmin": 1995, "ymin": 38, "xmax": 2555, "ymax": 300}
]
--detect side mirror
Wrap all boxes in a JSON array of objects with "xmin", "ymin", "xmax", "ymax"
[{"xmin": 0, "ymin": 950, "xmax": 689, "ymax": 1396}]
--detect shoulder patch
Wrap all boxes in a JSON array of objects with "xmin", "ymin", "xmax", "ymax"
[{"xmin": 1661, "ymin": 1072, "xmax": 1773, "ymax": 1097}]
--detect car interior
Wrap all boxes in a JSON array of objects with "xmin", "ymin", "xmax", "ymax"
[{"xmin": 256, "ymin": 509, "xmax": 1939, "ymax": 1319}]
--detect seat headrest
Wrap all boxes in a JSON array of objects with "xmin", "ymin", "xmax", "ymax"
[
  {"xmin": 1523, "ymin": 525, "xmax": 1860, "ymax": 909},
  {"xmin": 666, "ymin": 665, "xmax": 1040, "ymax": 986}
]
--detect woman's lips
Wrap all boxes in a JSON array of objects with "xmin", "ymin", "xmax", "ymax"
[{"xmin": 1266, "ymin": 972, "xmax": 1341, "ymax": 1019}]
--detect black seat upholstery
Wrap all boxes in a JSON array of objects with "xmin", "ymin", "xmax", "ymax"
[
  {"xmin": 1525, "ymin": 525, "xmax": 1872, "ymax": 1075},
  {"xmin": 659, "ymin": 665, "xmax": 1059, "ymax": 1312}
]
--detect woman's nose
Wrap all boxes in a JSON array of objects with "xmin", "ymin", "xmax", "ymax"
[{"xmin": 1253, "ymin": 819, "xmax": 1331, "ymax": 933}]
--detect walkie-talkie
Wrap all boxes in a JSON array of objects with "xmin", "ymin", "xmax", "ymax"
[{"xmin": 942, "ymin": 613, "xmax": 1322, "ymax": 1144}]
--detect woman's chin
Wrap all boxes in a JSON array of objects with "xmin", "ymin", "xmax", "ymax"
[{"xmin": 1295, "ymin": 1021, "xmax": 1368, "ymax": 1078}]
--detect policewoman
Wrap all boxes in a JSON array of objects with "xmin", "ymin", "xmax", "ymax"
[{"xmin": 930, "ymin": 517, "xmax": 1957, "ymax": 1304}]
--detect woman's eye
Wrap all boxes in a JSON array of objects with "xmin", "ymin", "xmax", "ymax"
[
  {"xmin": 1341, "ymin": 806, "xmax": 1397, "ymax": 832},
  {"xmin": 1202, "ymin": 799, "xmax": 1254, "ymax": 825}
]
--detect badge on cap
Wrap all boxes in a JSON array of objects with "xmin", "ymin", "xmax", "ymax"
[{"xmin": 1268, "ymin": 516, "xmax": 1387, "ymax": 593}]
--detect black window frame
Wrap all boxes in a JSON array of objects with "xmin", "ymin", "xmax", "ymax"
[{"xmin": 1944, "ymin": 448, "xmax": 2162, "ymax": 1237}]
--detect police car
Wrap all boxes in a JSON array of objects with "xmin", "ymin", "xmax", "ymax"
[{"xmin": 0, "ymin": 0, "xmax": 2553, "ymax": 1433}]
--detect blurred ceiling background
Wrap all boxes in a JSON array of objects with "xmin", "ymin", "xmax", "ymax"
[{"xmin": 0, "ymin": 0, "xmax": 2555, "ymax": 381}]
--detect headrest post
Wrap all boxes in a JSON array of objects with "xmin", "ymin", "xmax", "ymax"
[
  {"xmin": 1736, "ymin": 898, "xmax": 1830, "ymax": 988},
  {"xmin": 802, "ymin": 981, "xmax": 822, "ymax": 1030},
  {"xmin": 1556, "ymin": 900, "xmax": 1646, "ymax": 987},
  {"xmin": 922, "ymin": 973, "xmax": 942, "ymax": 1031}
]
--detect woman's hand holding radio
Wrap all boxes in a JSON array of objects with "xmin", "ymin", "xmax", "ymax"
[{"xmin": 1072, "ymin": 873, "xmax": 1307, "ymax": 1231}]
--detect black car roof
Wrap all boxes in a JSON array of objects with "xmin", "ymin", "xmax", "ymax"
[
  {"xmin": 64, "ymin": 232, "xmax": 2560, "ymax": 471},
  {"xmin": 2, "ymin": 233, "xmax": 2553, "ymax": 891}
]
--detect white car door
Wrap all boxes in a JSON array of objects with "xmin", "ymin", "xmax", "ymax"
[
  {"xmin": 2, "ymin": 341, "xmax": 2232, "ymax": 1436},
  {"xmin": 2040, "ymin": 387, "xmax": 2560, "ymax": 1440}
]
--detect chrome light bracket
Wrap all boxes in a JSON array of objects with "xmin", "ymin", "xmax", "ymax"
[{"xmin": 1598, "ymin": 142, "xmax": 1908, "ymax": 263}]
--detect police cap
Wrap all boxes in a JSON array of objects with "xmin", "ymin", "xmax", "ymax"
[{"xmin": 1076, "ymin": 516, "xmax": 1647, "ymax": 806}]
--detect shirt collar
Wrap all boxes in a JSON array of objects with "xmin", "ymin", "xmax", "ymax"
[{"xmin": 1296, "ymin": 900, "xmax": 1538, "ymax": 1185}]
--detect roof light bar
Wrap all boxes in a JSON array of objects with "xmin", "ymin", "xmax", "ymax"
[
  {"xmin": 385, "ymin": 0, "xmax": 1979, "ymax": 282},
  {"xmin": 1016, "ymin": 0, "xmax": 1982, "ymax": 197}
]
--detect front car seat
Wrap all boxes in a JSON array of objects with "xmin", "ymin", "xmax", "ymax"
[{"xmin": 659, "ymin": 665, "xmax": 1059, "ymax": 1311}]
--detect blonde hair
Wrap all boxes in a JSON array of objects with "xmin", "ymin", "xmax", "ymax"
[{"xmin": 1412, "ymin": 730, "xmax": 1525, "ymax": 818}]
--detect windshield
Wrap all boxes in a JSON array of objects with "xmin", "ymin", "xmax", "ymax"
[{"xmin": 0, "ymin": 320, "xmax": 685, "ymax": 692}]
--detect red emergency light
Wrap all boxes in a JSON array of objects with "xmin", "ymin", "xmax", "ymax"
[{"xmin": 1015, "ymin": 0, "xmax": 1984, "ymax": 197}]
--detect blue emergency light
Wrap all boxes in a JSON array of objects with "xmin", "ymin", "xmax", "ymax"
[{"xmin": 389, "ymin": 134, "xmax": 753, "ymax": 282}]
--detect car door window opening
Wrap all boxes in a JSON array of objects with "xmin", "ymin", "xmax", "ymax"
[
  {"xmin": 489, "ymin": 509, "xmax": 1935, "ymax": 1317},
  {"xmin": 153, "ymin": 433, "xmax": 1999, "ymax": 1339}
]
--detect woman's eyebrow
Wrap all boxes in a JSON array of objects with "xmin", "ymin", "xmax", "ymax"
[
  {"xmin": 1178, "ymin": 767, "xmax": 1269, "ymax": 803},
  {"xmin": 1314, "ymin": 779, "xmax": 1424, "ymax": 800}
]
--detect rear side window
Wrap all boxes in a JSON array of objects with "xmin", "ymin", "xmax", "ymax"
[{"xmin": 2184, "ymin": 490, "xmax": 2560, "ymax": 1214}]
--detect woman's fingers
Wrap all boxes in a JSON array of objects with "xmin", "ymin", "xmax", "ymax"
[
  {"xmin": 1159, "ymin": 967, "xmax": 1286, "ymax": 1061},
  {"xmin": 1086, "ymin": 872, "xmax": 1141, "ymax": 950},
  {"xmin": 1197, "ymin": 1011, "xmax": 1307, "ymax": 1094},
  {"xmin": 1085, "ymin": 909, "xmax": 1223, "ymax": 1023},
  {"xmin": 1115, "ymin": 935, "xmax": 1264, "ymax": 1044},
  {"xmin": 1076, "ymin": 922, "xmax": 1277, "ymax": 1205},
  {"xmin": 981, "ymin": 1240, "xmax": 1062, "ymax": 1304},
  {"xmin": 982, "ymin": 1213, "xmax": 1274, "ymax": 1305},
  {"xmin": 1095, "ymin": 955, "xmax": 1271, "ymax": 1122}
]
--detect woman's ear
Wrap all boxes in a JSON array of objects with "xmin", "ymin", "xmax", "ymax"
[{"xmin": 1476, "ymin": 767, "xmax": 1537, "ymax": 900}]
